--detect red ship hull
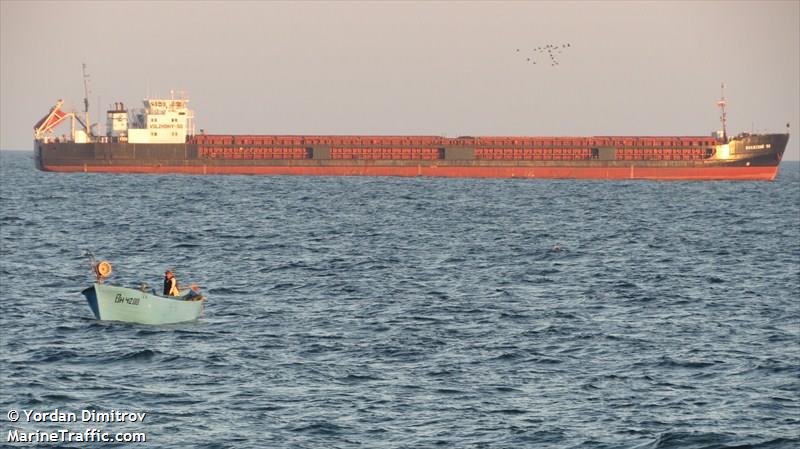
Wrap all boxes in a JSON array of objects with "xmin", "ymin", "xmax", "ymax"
[
  {"xmin": 40, "ymin": 162, "xmax": 779, "ymax": 180},
  {"xmin": 35, "ymin": 133, "xmax": 789, "ymax": 181}
]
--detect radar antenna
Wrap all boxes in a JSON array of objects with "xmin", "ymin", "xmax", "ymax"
[{"xmin": 717, "ymin": 82, "xmax": 728, "ymax": 143}]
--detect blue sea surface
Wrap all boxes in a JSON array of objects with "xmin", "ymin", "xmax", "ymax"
[{"xmin": 1, "ymin": 150, "xmax": 798, "ymax": 448}]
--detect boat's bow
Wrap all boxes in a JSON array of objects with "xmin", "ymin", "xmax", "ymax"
[{"xmin": 81, "ymin": 285, "xmax": 100, "ymax": 319}]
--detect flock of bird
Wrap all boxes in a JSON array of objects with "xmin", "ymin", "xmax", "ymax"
[{"xmin": 515, "ymin": 43, "xmax": 571, "ymax": 66}]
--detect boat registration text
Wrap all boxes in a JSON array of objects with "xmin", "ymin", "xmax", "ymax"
[{"xmin": 114, "ymin": 294, "xmax": 140, "ymax": 306}]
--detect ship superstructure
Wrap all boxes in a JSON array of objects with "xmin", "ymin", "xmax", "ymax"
[{"xmin": 35, "ymin": 93, "xmax": 193, "ymax": 145}]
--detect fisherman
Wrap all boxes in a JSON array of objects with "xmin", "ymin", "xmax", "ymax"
[{"xmin": 163, "ymin": 270, "xmax": 180, "ymax": 296}]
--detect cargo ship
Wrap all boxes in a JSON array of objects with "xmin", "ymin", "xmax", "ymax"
[{"xmin": 33, "ymin": 87, "xmax": 789, "ymax": 180}]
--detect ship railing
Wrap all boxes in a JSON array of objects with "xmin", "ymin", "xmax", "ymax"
[
  {"xmin": 37, "ymin": 135, "xmax": 74, "ymax": 144},
  {"xmin": 90, "ymin": 135, "xmax": 130, "ymax": 144},
  {"xmin": 38, "ymin": 135, "xmax": 130, "ymax": 144}
]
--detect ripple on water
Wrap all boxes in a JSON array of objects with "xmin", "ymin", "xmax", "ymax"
[{"xmin": 0, "ymin": 153, "xmax": 798, "ymax": 448}]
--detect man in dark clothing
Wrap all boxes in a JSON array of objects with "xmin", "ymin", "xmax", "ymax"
[{"xmin": 163, "ymin": 270, "xmax": 180, "ymax": 296}]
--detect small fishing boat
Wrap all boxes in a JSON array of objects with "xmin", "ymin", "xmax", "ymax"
[{"xmin": 81, "ymin": 261, "xmax": 204, "ymax": 325}]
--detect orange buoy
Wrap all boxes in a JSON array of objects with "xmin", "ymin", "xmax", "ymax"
[{"xmin": 95, "ymin": 261, "xmax": 112, "ymax": 279}]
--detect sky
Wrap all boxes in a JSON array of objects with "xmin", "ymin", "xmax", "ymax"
[{"xmin": 2, "ymin": 1, "xmax": 799, "ymax": 160}]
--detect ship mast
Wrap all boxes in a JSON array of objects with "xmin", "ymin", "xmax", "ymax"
[
  {"xmin": 717, "ymin": 82, "xmax": 728, "ymax": 143},
  {"xmin": 82, "ymin": 63, "xmax": 91, "ymax": 138}
]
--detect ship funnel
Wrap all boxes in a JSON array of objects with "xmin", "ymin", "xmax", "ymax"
[{"xmin": 106, "ymin": 102, "xmax": 129, "ymax": 139}]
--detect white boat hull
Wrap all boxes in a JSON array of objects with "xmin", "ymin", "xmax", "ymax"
[{"xmin": 82, "ymin": 283, "xmax": 204, "ymax": 325}]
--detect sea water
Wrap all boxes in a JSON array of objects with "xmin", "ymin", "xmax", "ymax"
[{"xmin": 1, "ymin": 151, "xmax": 798, "ymax": 448}]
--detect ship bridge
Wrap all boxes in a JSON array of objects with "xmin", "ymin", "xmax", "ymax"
[{"xmin": 126, "ymin": 94, "xmax": 194, "ymax": 144}]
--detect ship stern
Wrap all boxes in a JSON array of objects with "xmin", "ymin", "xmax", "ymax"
[{"xmin": 34, "ymin": 140, "xmax": 44, "ymax": 170}]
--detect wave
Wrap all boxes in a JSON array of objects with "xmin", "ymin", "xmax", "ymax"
[{"xmin": 634, "ymin": 432, "xmax": 799, "ymax": 449}]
